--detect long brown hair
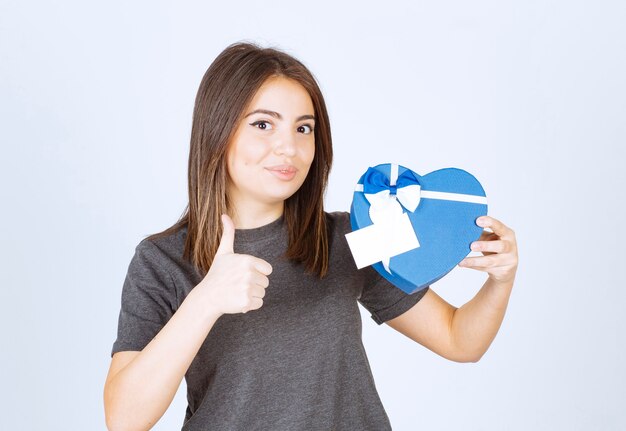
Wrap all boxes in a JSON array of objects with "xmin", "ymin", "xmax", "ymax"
[{"xmin": 146, "ymin": 41, "xmax": 333, "ymax": 278}]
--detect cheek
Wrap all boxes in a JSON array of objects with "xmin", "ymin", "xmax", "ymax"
[
  {"xmin": 304, "ymin": 141, "xmax": 316, "ymax": 164},
  {"xmin": 229, "ymin": 145, "xmax": 261, "ymax": 171},
  {"xmin": 240, "ymin": 142, "xmax": 268, "ymax": 165},
  {"xmin": 226, "ymin": 149, "xmax": 247, "ymax": 184}
]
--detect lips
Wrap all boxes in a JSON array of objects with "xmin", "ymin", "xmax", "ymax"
[
  {"xmin": 266, "ymin": 164, "xmax": 298, "ymax": 174},
  {"xmin": 265, "ymin": 164, "xmax": 298, "ymax": 181}
]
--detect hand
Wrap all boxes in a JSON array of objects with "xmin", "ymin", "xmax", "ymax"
[
  {"xmin": 198, "ymin": 214, "xmax": 273, "ymax": 315},
  {"xmin": 458, "ymin": 215, "xmax": 518, "ymax": 284}
]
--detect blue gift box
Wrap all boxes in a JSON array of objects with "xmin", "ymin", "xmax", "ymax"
[{"xmin": 346, "ymin": 163, "xmax": 488, "ymax": 294}]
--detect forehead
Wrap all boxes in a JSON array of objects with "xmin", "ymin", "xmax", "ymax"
[{"xmin": 247, "ymin": 76, "xmax": 314, "ymax": 113}]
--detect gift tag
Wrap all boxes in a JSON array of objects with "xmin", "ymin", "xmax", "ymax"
[{"xmin": 345, "ymin": 212, "xmax": 419, "ymax": 269}]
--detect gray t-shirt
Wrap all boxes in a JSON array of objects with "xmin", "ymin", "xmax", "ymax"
[{"xmin": 111, "ymin": 210, "xmax": 429, "ymax": 430}]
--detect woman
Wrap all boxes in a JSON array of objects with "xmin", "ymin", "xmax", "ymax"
[{"xmin": 104, "ymin": 41, "xmax": 518, "ymax": 430}]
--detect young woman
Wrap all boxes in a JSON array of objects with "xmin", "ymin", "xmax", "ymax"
[{"xmin": 104, "ymin": 41, "xmax": 518, "ymax": 430}]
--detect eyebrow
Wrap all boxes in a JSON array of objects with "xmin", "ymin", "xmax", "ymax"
[{"xmin": 245, "ymin": 109, "xmax": 316, "ymax": 122}]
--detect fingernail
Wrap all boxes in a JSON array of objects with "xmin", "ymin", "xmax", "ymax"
[
  {"xmin": 477, "ymin": 218, "xmax": 486, "ymax": 226},
  {"xmin": 471, "ymin": 243, "xmax": 479, "ymax": 251}
]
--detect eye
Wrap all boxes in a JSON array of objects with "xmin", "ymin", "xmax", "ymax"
[
  {"xmin": 250, "ymin": 120, "xmax": 272, "ymax": 130},
  {"xmin": 298, "ymin": 123, "xmax": 314, "ymax": 134}
]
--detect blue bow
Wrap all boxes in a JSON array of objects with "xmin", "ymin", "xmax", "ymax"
[{"xmin": 362, "ymin": 167, "xmax": 422, "ymax": 213}]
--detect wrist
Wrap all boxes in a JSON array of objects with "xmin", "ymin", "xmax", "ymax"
[
  {"xmin": 186, "ymin": 287, "xmax": 223, "ymax": 323},
  {"xmin": 487, "ymin": 274, "xmax": 516, "ymax": 289}
]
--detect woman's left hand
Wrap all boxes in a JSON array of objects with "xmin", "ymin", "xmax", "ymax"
[{"xmin": 458, "ymin": 215, "xmax": 518, "ymax": 284}]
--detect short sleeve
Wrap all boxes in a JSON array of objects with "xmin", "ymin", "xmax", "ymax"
[
  {"xmin": 111, "ymin": 240, "xmax": 177, "ymax": 357},
  {"xmin": 358, "ymin": 267, "xmax": 429, "ymax": 325}
]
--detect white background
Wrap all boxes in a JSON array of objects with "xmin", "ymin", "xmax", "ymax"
[{"xmin": 1, "ymin": 1, "xmax": 624, "ymax": 430}]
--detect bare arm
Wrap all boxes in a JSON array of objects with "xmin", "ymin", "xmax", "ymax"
[
  {"xmin": 103, "ymin": 289, "xmax": 222, "ymax": 431},
  {"xmin": 386, "ymin": 215, "xmax": 518, "ymax": 362},
  {"xmin": 387, "ymin": 276, "xmax": 514, "ymax": 362},
  {"xmin": 104, "ymin": 214, "xmax": 272, "ymax": 430}
]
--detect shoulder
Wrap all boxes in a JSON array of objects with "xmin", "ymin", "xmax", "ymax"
[
  {"xmin": 139, "ymin": 225, "xmax": 188, "ymax": 263},
  {"xmin": 127, "ymin": 238, "xmax": 170, "ymax": 276},
  {"xmin": 127, "ymin": 225, "xmax": 188, "ymax": 280}
]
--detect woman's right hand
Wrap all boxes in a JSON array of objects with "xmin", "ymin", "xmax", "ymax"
[{"xmin": 197, "ymin": 213, "xmax": 273, "ymax": 316}]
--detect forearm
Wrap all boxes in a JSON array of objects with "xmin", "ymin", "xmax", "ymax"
[
  {"xmin": 449, "ymin": 275, "xmax": 515, "ymax": 362},
  {"xmin": 105, "ymin": 288, "xmax": 221, "ymax": 431}
]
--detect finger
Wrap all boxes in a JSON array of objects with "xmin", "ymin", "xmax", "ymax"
[
  {"xmin": 250, "ymin": 286, "xmax": 266, "ymax": 299},
  {"xmin": 215, "ymin": 214, "xmax": 235, "ymax": 256},
  {"xmin": 249, "ymin": 296, "xmax": 264, "ymax": 311},
  {"xmin": 248, "ymin": 256, "xmax": 273, "ymax": 276},
  {"xmin": 459, "ymin": 255, "xmax": 508, "ymax": 268},
  {"xmin": 470, "ymin": 239, "xmax": 509, "ymax": 254},
  {"xmin": 478, "ymin": 230, "xmax": 498, "ymax": 241},
  {"xmin": 251, "ymin": 272, "xmax": 269, "ymax": 289},
  {"xmin": 476, "ymin": 216, "xmax": 513, "ymax": 240},
  {"xmin": 243, "ymin": 296, "xmax": 264, "ymax": 313}
]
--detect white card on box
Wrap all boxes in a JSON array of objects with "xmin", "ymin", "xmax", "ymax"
[{"xmin": 345, "ymin": 212, "xmax": 420, "ymax": 269}]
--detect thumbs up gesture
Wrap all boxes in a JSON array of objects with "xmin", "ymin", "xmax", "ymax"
[{"xmin": 198, "ymin": 214, "xmax": 273, "ymax": 316}]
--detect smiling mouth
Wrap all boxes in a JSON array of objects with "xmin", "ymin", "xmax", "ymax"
[
  {"xmin": 265, "ymin": 165, "xmax": 298, "ymax": 181},
  {"xmin": 267, "ymin": 165, "xmax": 297, "ymax": 174}
]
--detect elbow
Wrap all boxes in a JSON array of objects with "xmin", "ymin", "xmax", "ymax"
[
  {"xmin": 104, "ymin": 397, "xmax": 154, "ymax": 431},
  {"xmin": 106, "ymin": 423, "xmax": 135, "ymax": 431},
  {"xmin": 446, "ymin": 331, "xmax": 488, "ymax": 363},
  {"xmin": 105, "ymin": 413, "xmax": 139, "ymax": 431},
  {"xmin": 104, "ymin": 386, "xmax": 134, "ymax": 431},
  {"xmin": 104, "ymin": 398, "xmax": 123, "ymax": 431},
  {"xmin": 103, "ymin": 378, "xmax": 162, "ymax": 431},
  {"xmin": 445, "ymin": 346, "xmax": 486, "ymax": 363},
  {"xmin": 462, "ymin": 352, "xmax": 484, "ymax": 363},
  {"xmin": 104, "ymin": 403, "xmax": 144, "ymax": 431},
  {"xmin": 104, "ymin": 408, "xmax": 123, "ymax": 431},
  {"xmin": 105, "ymin": 418, "xmax": 124, "ymax": 431},
  {"xmin": 447, "ymin": 354, "xmax": 482, "ymax": 363}
]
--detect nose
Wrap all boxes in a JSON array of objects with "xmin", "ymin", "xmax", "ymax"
[{"xmin": 272, "ymin": 130, "xmax": 297, "ymax": 157}]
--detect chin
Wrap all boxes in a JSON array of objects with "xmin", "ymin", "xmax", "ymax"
[
  {"xmin": 274, "ymin": 186, "xmax": 303, "ymax": 203},
  {"xmin": 271, "ymin": 190, "xmax": 299, "ymax": 202}
]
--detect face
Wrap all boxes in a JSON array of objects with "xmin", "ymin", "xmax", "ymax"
[{"xmin": 226, "ymin": 76, "xmax": 316, "ymax": 210}]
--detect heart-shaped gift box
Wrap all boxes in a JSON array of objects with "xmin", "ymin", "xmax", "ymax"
[{"xmin": 346, "ymin": 163, "xmax": 488, "ymax": 294}]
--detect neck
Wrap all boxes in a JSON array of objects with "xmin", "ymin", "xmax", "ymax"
[{"xmin": 229, "ymin": 199, "xmax": 285, "ymax": 229}]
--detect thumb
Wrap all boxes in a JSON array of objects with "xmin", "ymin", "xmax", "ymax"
[{"xmin": 215, "ymin": 213, "xmax": 235, "ymax": 255}]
